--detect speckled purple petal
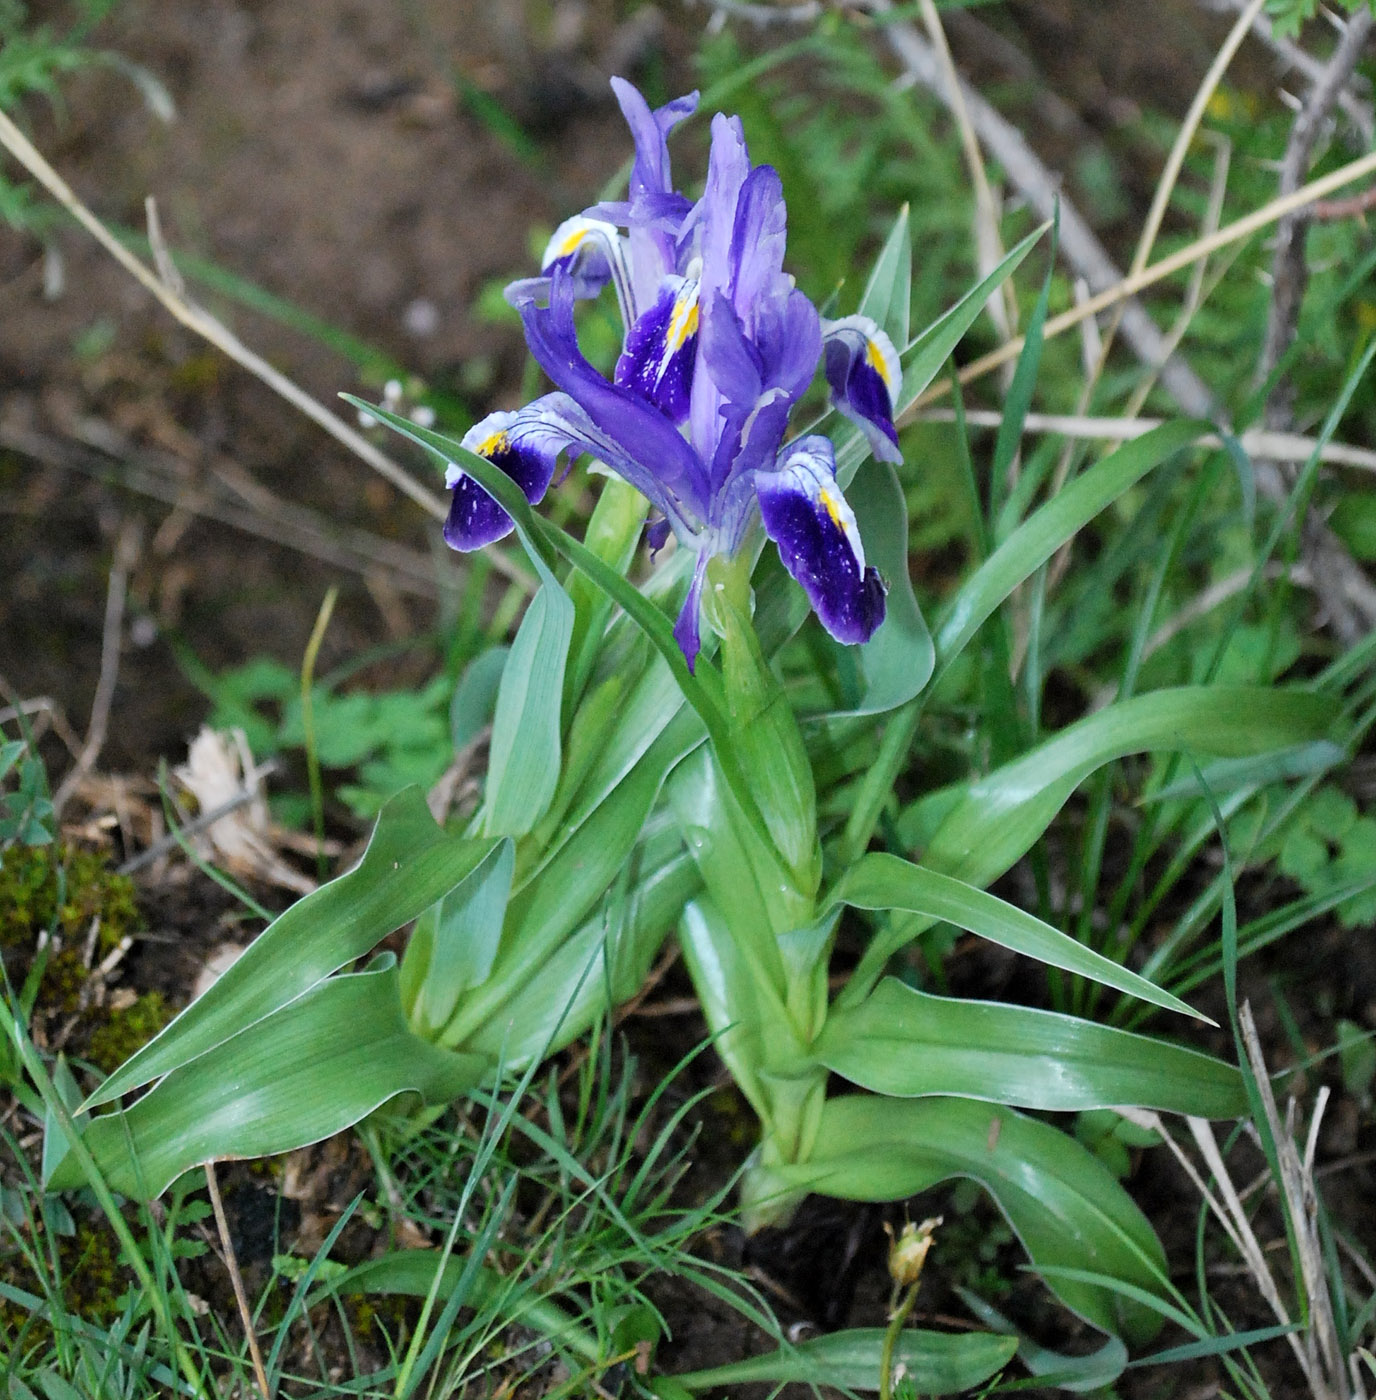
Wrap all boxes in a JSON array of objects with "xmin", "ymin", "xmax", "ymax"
[
  {"xmin": 443, "ymin": 401, "xmax": 574, "ymax": 550},
  {"xmin": 615, "ymin": 273, "xmax": 699, "ymax": 424},
  {"xmin": 756, "ymin": 435, "xmax": 887, "ymax": 645},
  {"xmin": 513, "ymin": 275, "xmax": 710, "ymax": 523},
  {"xmin": 822, "ymin": 316, "xmax": 902, "ymax": 465}
]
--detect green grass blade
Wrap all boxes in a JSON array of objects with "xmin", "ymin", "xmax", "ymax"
[{"xmin": 934, "ymin": 419, "xmax": 1207, "ymax": 672}]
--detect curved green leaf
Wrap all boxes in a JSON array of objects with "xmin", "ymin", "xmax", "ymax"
[
  {"xmin": 756, "ymin": 1095, "xmax": 1168, "ymax": 1344},
  {"xmin": 49, "ymin": 958, "xmax": 484, "ymax": 1197},
  {"xmin": 670, "ymin": 1325, "xmax": 1015, "ymax": 1394},
  {"xmin": 933, "ymin": 419, "xmax": 1207, "ymax": 671},
  {"xmin": 908, "ymin": 687, "xmax": 1337, "ymax": 890},
  {"xmin": 831, "ymin": 855, "xmax": 1202, "ymax": 1019},
  {"xmin": 404, "ymin": 839, "xmax": 515, "ymax": 1039},
  {"xmin": 817, "ymin": 978, "xmax": 1244, "ymax": 1115},
  {"xmin": 86, "ymin": 787, "xmax": 496, "ymax": 1109},
  {"xmin": 482, "ymin": 573, "xmax": 573, "ymax": 837}
]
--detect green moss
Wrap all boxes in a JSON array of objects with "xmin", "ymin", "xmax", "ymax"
[
  {"xmin": 86, "ymin": 992, "xmax": 173, "ymax": 1074},
  {"xmin": 0, "ymin": 843, "xmax": 140, "ymax": 955}
]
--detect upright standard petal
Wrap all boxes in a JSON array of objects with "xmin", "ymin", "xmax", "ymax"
[
  {"xmin": 756, "ymin": 436, "xmax": 887, "ymax": 645},
  {"xmin": 822, "ymin": 315, "xmax": 903, "ymax": 465},
  {"xmin": 609, "ymin": 77, "xmax": 698, "ymax": 205}
]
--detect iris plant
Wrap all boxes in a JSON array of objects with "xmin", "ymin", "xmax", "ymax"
[{"xmin": 442, "ymin": 78, "xmax": 904, "ymax": 667}]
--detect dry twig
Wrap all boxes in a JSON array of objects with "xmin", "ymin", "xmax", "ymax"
[
  {"xmin": 52, "ymin": 520, "xmax": 140, "ymax": 820},
  {"xmin": 205, "ymin": 1161, "xmax": 272, "ymax": 1400}
]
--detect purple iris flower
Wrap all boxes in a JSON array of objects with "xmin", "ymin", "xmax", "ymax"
[{"xmin": 444, "ymin": 79, "xmax": 902, "ymax": 669}]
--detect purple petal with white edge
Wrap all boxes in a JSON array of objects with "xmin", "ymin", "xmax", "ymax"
[
  {"xmin": 821, "ymin": 315, "xmax": 902, "ymax": 465},
  {"xmin": 756, "ymin": 435, "xmax": 887, "ymax": 645},
  {"xmin": 512, "ymin": 275, "xmax": 710, "ymax": 524},
  {"xmin": 672, "ymin": 550, "xmax": 711, "ymax": 672},
  {"xmin": 614, "ymin": 271, "xmax": 700, "ymax": 423},
  {"xmin": 443, "ymin": 402, "xmax": 574, "ymax": 550}
]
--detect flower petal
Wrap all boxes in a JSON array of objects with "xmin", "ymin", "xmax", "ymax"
[
  {"xmin": 672, "ymin": 550, "xmax": 710, "ymax": 672},
  {"xmin": 822, "ymin": 315, "xmax": 902, "ymax": 465},
  {"xmin": 756, "ymin": 435, "xmax": 887, "ymax": 645},
  {"xmin": 609, "ymin": 77, "xmax": 698, "ymax": 204},
  {"xmin": 512, "ymin": 274, "xmax": 710, "ymax": 524},
  {"xmin": 614, "ymin": 271, "xmax": 700, "ymax": 423},
  {"xmin": 444, "ymin": 403, "xmax": 570, "ymax": 550}
]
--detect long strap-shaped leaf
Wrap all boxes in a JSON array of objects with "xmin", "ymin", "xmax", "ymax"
[
  {"xmin": 667, "ymin": 1326, "xmax": 1016, "ymax": 1395},
  {"xmin": 908, "ymin": 686, "xmax": 1338, "ymax": 890},
  {"xmin": 755, "ymin": 1095, "xmax": 1168, "ymax": 1345},
  {"xmin": 86, "ymin": 787, "xmax": 496, "ymax": 1109},
  {"xmin": 933, "ymin": 418, "xmax": 1207, "ymax": 671},
  {"xmin": 49, "ymin": 957, "xmax": 485, "ymax": 1197},
  {"xmin": 817, "ymin": 977, "xmax": 1245, "ymax": 1116},
  {"xmin": 830, "ymin": 855, "xmax": 1202, "ymax": 1019}
]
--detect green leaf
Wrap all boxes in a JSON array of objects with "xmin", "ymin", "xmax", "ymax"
[
  {"xmin": 85, "ymin": 787, "xmax": 496, "ymax": 1109},
  {"xmin": 406, "ymin": 839, "xmax": 515, "ymax": 1038},
  {"xmin": 903, "ymin": 687, "xmax": 1338, "ymax": 890},
  {"xmin": 817, "ymin": 978, "xmax": 1245, "ymax": 1115},
  {"xmin": 756, "ymin": 1095, "xmax": 1168, "ymax": 1344},
  {"xmin": 835, "ymin": 222, "xmax": 1047, "ymax": 485},
  {"xmin": 451, "ymin": 646, "xmax": 508, "ymax": 750},
  {"xmin": 670, "ymin": 1326, "xmax": 1015, "ymax": 1394},
  {"xmin": 48, "ymin": 958, "xmax": 485, "ymax": 1197},
  {"xmin": 459, "ymin": 823, "xmax": 698, "ymax": 1066},
  {"xmin": 438, "ymin": 719, "xmax": 697, "ymax": 1051},
  {"xmin": 830, "ymin": 458, "xmax": 934, "ymax": 715},
  {"xmin": 934, "ymin": 419, "xmax": 1207, "ymax": 671},
  {"xmin": 482, "ymin": 573, "xmax": 574, "ymax": 837},
  {"xmin": 831, "ymin": 856, "xmax": 1205, "ymax": 1020},
  {"xmin": 857, "ymin": 202, "xmax": 912, "ymax": 347}
]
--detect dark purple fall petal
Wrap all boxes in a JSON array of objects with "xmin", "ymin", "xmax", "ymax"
[
  {"xmin": 756, "ymin": 436, "xmax": 887, "ymax": 646},
  {"xmin": 443, "ymin": 407, "xmax": 568, "ymax": 550},
  {"xmin": 513, "ymin": 276, "xmax": 710, "ymax": 522},
  {"xmin": 615, "ymin": 274, "xmax": 699, "ymax": 424},
  {"xmin": 821, "ymin": 317, "xmax": 902, "ymax": 465}
]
